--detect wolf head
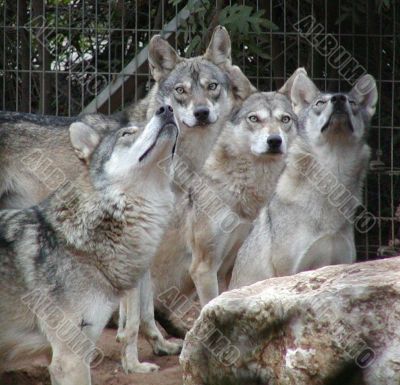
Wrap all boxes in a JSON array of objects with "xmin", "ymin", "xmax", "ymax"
[
  {"xmin": 228, "ymin": 91, "xmax": 297, "ymax": 158},
  {"xmin": 225, "ymin": 70, "xmax": 304, "ymax": 159},
  {"xmin": 69, "ymin": 105, "xmax": 178, "ymax": 193},
  {"xmin": 148, "ymin": 26, "xmax": 255, "ymax": 131},
  {"xmin": 290, "ymin": 72, "xmax": 378, "ymax": 147}
]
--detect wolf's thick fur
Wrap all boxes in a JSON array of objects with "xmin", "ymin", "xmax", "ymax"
[
  {"xmin": 187, "ymin": 90, "xmax": 298, "ymax": 306},
  {"xmin": 0, "ymin": 111, "xmax": 184, "ymax": 374},
  {"xmin": 0, "ymin": 107, "xmax": 178, "ymax": 384},
  {"xmin": 230, "ymin": 73, "xmax": 378, "ymax": 289},
  {"xmin": 0, "ymin": 113, "xmax": 124, "ymax": 209}
]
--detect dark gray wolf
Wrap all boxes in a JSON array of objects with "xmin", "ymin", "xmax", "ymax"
[{"xmin": 0, "ymin": 105, "xmax": 178, "ymax": 384}]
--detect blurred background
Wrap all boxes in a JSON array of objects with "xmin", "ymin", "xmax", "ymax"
[{"xmin": 0, "ymin": 0, "xmax": 399, "ymax": 259}]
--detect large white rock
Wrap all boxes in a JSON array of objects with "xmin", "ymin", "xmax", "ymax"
[{"xmin": 180, "ymin": 257, "xmax": 400, "ymax": 385}]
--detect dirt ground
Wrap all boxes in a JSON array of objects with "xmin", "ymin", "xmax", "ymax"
[{"xmin": 1, "ymin": 329, "xmax": 183, "ymax": 385}]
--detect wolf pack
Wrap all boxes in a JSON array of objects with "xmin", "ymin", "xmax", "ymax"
[{"xmin": 0, "ymin": 26, "xmax": 378, "ymax": 384}]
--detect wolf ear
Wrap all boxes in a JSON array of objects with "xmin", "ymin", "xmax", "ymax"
[
  {"xmin": 226, "ymin": 65, "xmax": 257, "ymax": 101},
  {"xmin": 204, "ymin": 26, "xmax": 232, "ymax": 67},
  {"xmin": 149, "ymin": 35, "xmax": 181, "ymax": 82},
  {"xmin": 349, "ymin": 74, "xmax": 378, "ymax": 120},
  {"xmin": 278, "ymin": 67, "xmax": 308, "ymax": 97},
  {"xmin": 290, "ymin": 72, "xmax": 319, "ymax": 114},
  {"xmin": 69, "ymin": 122, "xmax": 100, "ymax": 162}
]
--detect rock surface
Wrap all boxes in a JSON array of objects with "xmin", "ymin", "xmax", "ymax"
[{"xmin": 180, "ymin": 257, "xmax": 400, "ymax": 385}]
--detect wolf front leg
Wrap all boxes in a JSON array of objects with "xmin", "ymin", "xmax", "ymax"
[
  {"xmin": 189, "ymin": 248, "xmax": 220, "ymax": 307},
  {"xmin": 139, "ymin": 269, "xmax": 183, "ymax": 355},
  {"xmin": 116, "ymin": 295, "xmax": 127, "ymax": 342},
  {"xmin": 120, "ymin": 283, "xmax": 160, "ymax": 373}
]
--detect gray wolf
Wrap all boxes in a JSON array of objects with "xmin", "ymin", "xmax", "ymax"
[
  {"xmin": 117, "ymin": 27, "xmax": 245, "ymax": 371},
  {"xmin": 0, "ymin": 104, "xmax": 178, "ymax": 384},
  {"xmin": 137, "ymin": 26, "xmax": 255, "ymax": 190},
  {"xmin": 0, "ymin": 111, "xmax": 183, "ymax": 373},
  {"xmin": 187, "ymin": 86, "xmax": 299, "ymax": 307},
  {"xmin": 121, "ymin": 27, "xmax": 255, "ymax": 340},
  {"xmin": 229, "ymin": 72, "xmax": 378, "ymax": 289}
]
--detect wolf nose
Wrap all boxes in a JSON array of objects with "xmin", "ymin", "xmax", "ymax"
[
  {"xmin": 194, "ymin": 107, "xmax": 210, "ymax": 122},
  {"xmin": 331, "ymin": 94, "xmax": 347, "ymax": 106},
  {"xmin": 156, "ymin": 105, "xmax": 174, "ymax": 118},
  {"xmin": 267, "ymin": 135, "xmax": 282, "ymax": 149}
]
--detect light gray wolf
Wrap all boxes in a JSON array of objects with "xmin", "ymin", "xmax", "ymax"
[
  {"xmin": 187, "ymin": 86, "xmax": 299, "ymax": 307},
  {"xmin": 229, "ymin": 72, "xmax": 378, "ymax": 289},
  {"xmin": 0, "ymin": 104, "xmax": 178, "ymax": 384}
]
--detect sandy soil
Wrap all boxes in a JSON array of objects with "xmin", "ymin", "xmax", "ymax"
[{"xmin": 1, "ymin": 329, "xmax": 183, "ymax": 385}]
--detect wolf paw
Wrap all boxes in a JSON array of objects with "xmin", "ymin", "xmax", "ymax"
[
  {"xmin": 153, "ymin": 338, "xmax": 183, "ymax": 356},
  {"xmin": 116, "ymin": 329, "xmax": 126, "ymax": 343},
  {"xmin": 122, "ymin": 359, "xmax": 160, "ymax": 374}
]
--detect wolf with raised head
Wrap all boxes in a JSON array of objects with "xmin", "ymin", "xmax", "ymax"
[
  {"xmin": 230, "ymin": 72, "xmax": 377, "ymax": 289},
  {"xmin": 0, "ymin": 105, "xmax": 178, "ymax": 385}
]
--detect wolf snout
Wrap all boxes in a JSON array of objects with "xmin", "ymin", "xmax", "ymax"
[
  {"xmin": 156, "ymin": 104, "xmax": 174, "ymax": 118},
  {"xmin": 331, "ymin": 94, "xmax": 347, "ymax": 112},
  {"xmin": 267, "ymin": 134, "xmax": 283, "ymax": 152},
  {"xmin": 156, "ymin": 104, "xmax": 176, "ymax": 128},
  {"xmin": 193, "ymin": 106, "xmax": 210, "ymax": 124}
]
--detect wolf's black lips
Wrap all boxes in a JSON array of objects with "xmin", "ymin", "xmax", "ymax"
[
  {"xmin": 139, "ymin": 122, "xmax": 178, "ymax": 162},
  {"xmin": 266, "ymin": 149, "xmax": 283, "ymax": 155},
  {"xmin": 139, "ymin": 141, "xmax": 156, "ymax": 162},
  {"xmin": 321, "ymin": 112, "xmax": 354, "ymax": 133},
  {"xmin": 196, "ymin": 121, "xmax": 210, "ymax": 127}
]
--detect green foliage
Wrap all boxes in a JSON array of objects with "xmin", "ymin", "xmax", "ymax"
[
  {"xmin": 218, "ymin": 5, "xmax": 278, "ymax": 34},
  {"xmin": 170, "ymin": 0, "xmax": 278, "ymax": 62}
]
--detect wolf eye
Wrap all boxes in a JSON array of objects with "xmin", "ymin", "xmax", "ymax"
[
  {"xmin": 248, "ymin": 115, "xmax": 259, "ymax": 123},
  {"xmin": 281, "ymin": 115, "xmax": 291, "ymax": 124},
  {"xmin": 349, "ymin": 100, "xmax": 357, "ymax": 106},
  {"xmin": 175, "ymin": 86, "xmax": 185, "ymax": 94},
  {"xmin": 120, "ymin": 126, "xmax": 138, "ymax": 137},
  {"xmin": 316, "ymin": 100, "xmax": 326, "ymax": 106},
  {"xmin": 208, "ymin": 82, "xmax": 218, "ymax": 91}
]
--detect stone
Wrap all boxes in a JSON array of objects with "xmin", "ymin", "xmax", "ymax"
[{"xmin": 180, "ymin": 257, "xmax": 400, "ymax": 385}]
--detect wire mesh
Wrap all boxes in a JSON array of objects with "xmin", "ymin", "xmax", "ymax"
[{"xmin": 0, "ymin": 0, "xmax": 399, "ymax": 259}]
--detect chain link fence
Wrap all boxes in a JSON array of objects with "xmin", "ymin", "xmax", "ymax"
[{"xmin": 1, "ymin": 0, "xmax": 399, "ymax": 259}]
